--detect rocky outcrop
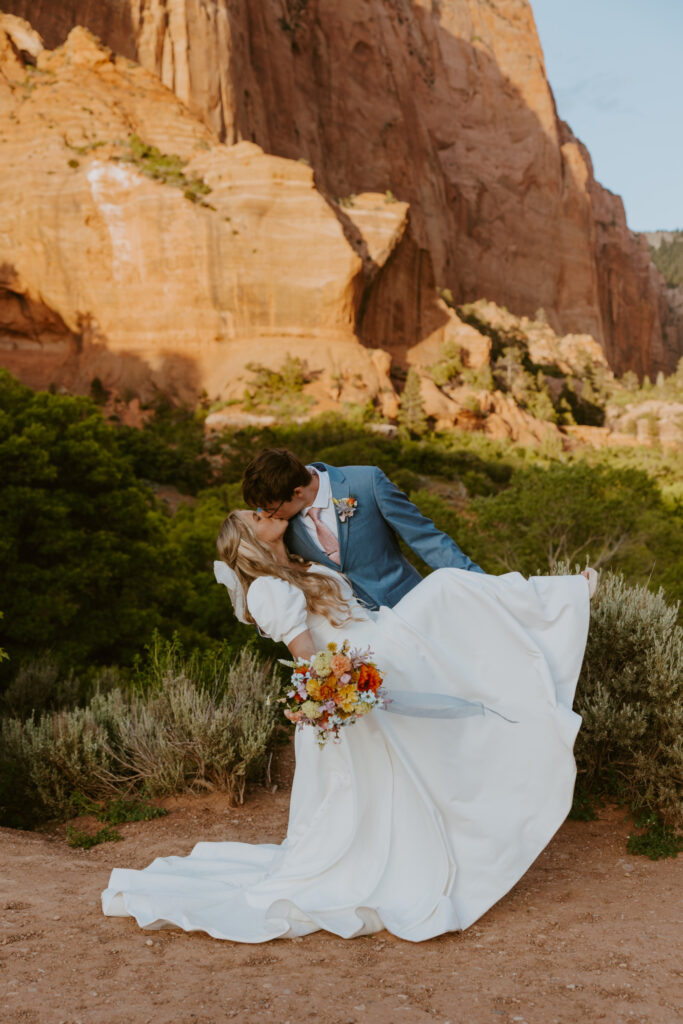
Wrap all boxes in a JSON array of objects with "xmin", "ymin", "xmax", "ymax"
[
  {"xmin": 563, "ymin": 126, "xmax": 680, "ymax": 377},
  {"xmin": 606, "ymin": 399, "xmax": 683, "ymax": 450},
  {"xmin": 5, "ymin": 0, "xmax": 681, "ymax": 375},
  {"xmin": 0, "ymin": 19, "xmax": 399, "ymax": 406}
]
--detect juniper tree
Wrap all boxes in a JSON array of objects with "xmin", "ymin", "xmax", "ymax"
[{"xmin": 397, "ymin": 369, "xmax": 427, "ymax": 437}]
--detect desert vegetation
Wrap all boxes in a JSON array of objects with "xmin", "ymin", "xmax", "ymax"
[
  {"xmin": 649, "ymin": 229, "xmax": 683, "ymax": 288},
  {"xmin": 122, "ymin": 134, "xmax": 212, "ymax": 204},
  {"xmin": 0, "ymin": 642, "xmax": 281, "ymax": 830},
  {"xmin": 0, "ymin": 368, "xmax": 680, "ymax": 852}
]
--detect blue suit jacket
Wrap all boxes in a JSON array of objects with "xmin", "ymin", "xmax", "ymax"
[{"xmin": 285, "ymin": 463, "xmax": 484, "ymax": 610}]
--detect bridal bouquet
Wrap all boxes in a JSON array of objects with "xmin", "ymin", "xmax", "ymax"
[{"xmin": 278, "ymin": 640, "xmax": 386, "ymax": 746}]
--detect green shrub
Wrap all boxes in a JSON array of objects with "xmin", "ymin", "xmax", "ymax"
[
  {"xmin": 464, "ymin": 462, "xmax": 665, "ymax": 577},
  {"xmin": 429, "ymin": 340, "xmax": 464, "ymax": 387},
  {"xmin": 66, "ymin": 824, "xmax": 123, "ymax": 849},
  {"xmin": 650, "ymin": 232, "xmax": 683, "ymax": 287},
  {"xmin": 1, "ymin": 655, "xmax": 80, "ymax": 718},
  {"xmin": 525, "ymin": 386, "xmax": 557, "ymax": 423},
  {"xmin": 123, "ymin": 135, "xmax": 211, "ymax": 204},
  {"xmin": 70, "ymin": 792, "xmax": 167, "ymax": 824},
  {"xmin": 115, "ymin": 399, "xmax": 212, "ymax": 494},
  {"xmin": 0, "ymin": 612, "xmax": 7, "ymax": 664},
  {"xmin": 0, "ymin": 645, "xmax": 281, "ymax": 828},
  {"xmin": 461, "ymin": 365, "xmax": 494, "ymax": 391},
  {"xmin": 243, "ymin": 355, "xmax": 315, "ymax": 419},
  {"xmin": 626, "ymin": 812, "xmax": 682, "ymax": 860},
  {"xmin": 571, "ymin": 570, "xmax": 682, "ymax": 827},
  {"xmin": 0, "ymin": 699, "xmax": 118, "ymax": 827},
  {"xmin": 397, "ymin": 369, "xmax": 427, "ymax": 437},
  {"xmin": 0, "ymin": 372, "xmax": 188, "ymax": 669}
]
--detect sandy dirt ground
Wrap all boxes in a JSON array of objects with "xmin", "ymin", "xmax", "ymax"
[{"xmin": 1, "ymin": 757, "xmax": 681, "ymax": 1024}]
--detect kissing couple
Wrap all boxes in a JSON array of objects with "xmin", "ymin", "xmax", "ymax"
[{"xmin": 103, "ymin": 449, "xmax": 596, "ymax": 942}]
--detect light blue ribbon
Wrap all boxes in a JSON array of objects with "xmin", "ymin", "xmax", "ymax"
[{"xmin": 380, "ymin": 690, "xmax": 517, "ymax": 724}]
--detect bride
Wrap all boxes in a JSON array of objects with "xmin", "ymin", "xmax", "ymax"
[{"xmin": 102, "ymin": 509, "xmax": 593, "ymax": 942}]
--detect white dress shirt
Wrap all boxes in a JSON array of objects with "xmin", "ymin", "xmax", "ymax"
[{"xmin": 298, "ymin": 466, "xmax": 339, "ymax": 553}]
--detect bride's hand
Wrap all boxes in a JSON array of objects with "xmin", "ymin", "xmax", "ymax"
[{"xmin": 288, "ymin": 629, "xmax": 317, "ymax": 661}]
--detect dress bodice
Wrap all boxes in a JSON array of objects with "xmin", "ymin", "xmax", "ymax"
[{"xmin": 246, "ymin": 564, "xmax": 375, "ymax": 648}]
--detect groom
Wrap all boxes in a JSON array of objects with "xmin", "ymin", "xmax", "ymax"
[{"xmin": 242, "ymin": 448, "xmax": 484, "ymax": 611}]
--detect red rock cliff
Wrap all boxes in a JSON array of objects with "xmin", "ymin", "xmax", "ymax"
[{"xmin": 3, "ymin": 0, "xmax": 680, "ymax": 375}]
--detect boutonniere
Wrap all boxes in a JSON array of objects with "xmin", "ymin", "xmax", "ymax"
[{"xmin": 332, "ymin": 496, "xmax": 358, "ymax": 522}]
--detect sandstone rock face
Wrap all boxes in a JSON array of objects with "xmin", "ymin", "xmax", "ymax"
[
  {"xmin": 408, "ymin": 302, "xmax": 492, "ymax": 374},
  {"xmin": 606, "ymin": 399, "xmax": 683, "ymax": 450},
  {"xmin": 6, "ymin": 0, "xmax": 681, "ymax": 375},
  {"xmin": 0, "ymin": 20, "xmax": 397, "ymax": 406}
]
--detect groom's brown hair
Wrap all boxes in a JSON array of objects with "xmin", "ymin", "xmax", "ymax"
[{"xmin": 242, "ymin": 448, "xmax": 312, "ymax": 508}]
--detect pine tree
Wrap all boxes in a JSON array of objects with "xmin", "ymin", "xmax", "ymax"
[{"xmin": 397, "ymin": 369, "xmax": 427, "ymax": 436}]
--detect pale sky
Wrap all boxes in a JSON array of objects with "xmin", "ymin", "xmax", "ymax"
[{"xmin": 530, "ymin": 0, "xmax": 683, "ymax": 232}]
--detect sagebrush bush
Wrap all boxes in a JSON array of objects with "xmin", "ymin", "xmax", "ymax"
[
  {"xmin": 0, "ymin": 655, "xmax": 122, "ymax": 719},
  {"xmin": 2, "ymin": 573, "xmax": 681, "ymax": 835},
  {"xmin": 0, "ymin": 648, "xmax": 281, "ymax": 828},
  {"xmin": 570, "ymin": 569, "xmax": 682, "ymax": 825}
]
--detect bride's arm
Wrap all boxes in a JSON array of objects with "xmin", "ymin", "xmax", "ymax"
[
  {"xmin": 246, "ymin": 577, "xmax": 315, "ymax": 655},
  {"xmin": 288, "ymin": 630, "xmax": 316, "ymax": 661}
]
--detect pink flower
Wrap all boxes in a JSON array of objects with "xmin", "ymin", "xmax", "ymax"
[{"xmin": 330, "ymin": 654, "xmax": 352, "ymax": 676}]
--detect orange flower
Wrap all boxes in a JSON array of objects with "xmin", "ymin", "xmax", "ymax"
[
  {"xmin": 357, "ymin": 664, "xmax": 382, "ymax": 692},
  {"xmin": 318, "ymin": 680, "xmax": 337, "ymax": 701}
]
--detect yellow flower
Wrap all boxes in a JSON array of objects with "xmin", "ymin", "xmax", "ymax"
[
  {"xmin": 312, "ymin": 651, "xmax": 333, "ymax": 678},
  {"xmin": 300, "ymin": 700, "xmax": 322, "ymax": 720},
  {"xmin": 335, "ymin": 683, "xmax": 358, "ymax": 714}
]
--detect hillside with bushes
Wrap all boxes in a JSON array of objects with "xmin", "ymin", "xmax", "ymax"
[{"xmin": 1, "ymin": 368, "xmax": 681, "ymax": 847}]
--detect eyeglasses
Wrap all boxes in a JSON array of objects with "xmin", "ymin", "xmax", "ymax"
[{"xmin": 257, "ymin": 499, "xmax": 286, "ymax": 519}]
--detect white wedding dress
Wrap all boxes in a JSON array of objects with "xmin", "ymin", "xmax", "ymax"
[{"xmin": 102, "ymin": 566, "xmax": 590, "ymax": 942}]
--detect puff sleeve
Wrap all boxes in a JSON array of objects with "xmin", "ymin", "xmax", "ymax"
[{"xmin": 246, "ymin": 577, "xmax": 309, "ymax": 646}]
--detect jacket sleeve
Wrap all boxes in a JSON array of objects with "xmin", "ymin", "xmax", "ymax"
[{"xmin": 371, "ymin": 467, "xmax": 485, "ymax": 573}]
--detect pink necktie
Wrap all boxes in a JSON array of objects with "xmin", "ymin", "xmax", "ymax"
[{"xmin": 307, "ymin": 507, "xmax": 340, "ymax": 564}]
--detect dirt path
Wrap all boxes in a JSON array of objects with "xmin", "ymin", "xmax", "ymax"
[{"xmin": 1, "ymin": 782, "xmax": 681, "ymax": 1024}]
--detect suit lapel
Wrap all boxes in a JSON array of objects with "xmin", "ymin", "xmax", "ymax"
[
  {"xmin": 288, "ymin": 464, "xmax": 351, "ymax": 569},
  {"xmin": 286, "ymin": 506, "xmax": 337, "ymax": 569}
]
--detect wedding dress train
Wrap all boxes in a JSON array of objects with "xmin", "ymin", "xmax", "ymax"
[{"xmin": 102, "ymin": 567, "xmax": 590, "ymax": 942}]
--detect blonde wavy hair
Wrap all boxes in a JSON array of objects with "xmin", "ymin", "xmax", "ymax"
[{"xmin": 216, "ymin": 511, "xmax": 354, "ymax": 628}]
